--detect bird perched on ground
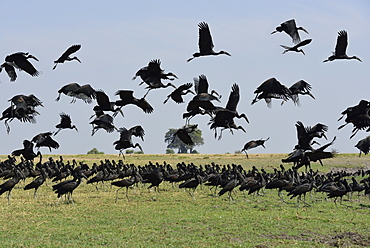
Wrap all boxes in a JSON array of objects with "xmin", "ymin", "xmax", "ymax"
[
  {"xmin": 355, "ymin": 136, "xmax": 370, "ymax": 157},
  {"xmin": 209, "ymin": 83, "xmax": 248, "ymax": 139},
  {"xmin": 251, "ymin": 78, "xmax": 291, "ymax": 107},
  {"xmin": 4, "ymin": 52, "xmax": 40, "ymax": 79},
  {"xmin": 113, "ymin": 126, "xmax": 145, "ymax": 156},
  {"xmin": 93, "ymin": 90, "xmax": 124, "ymax": 117},
  {"xmin": 280, "ymin": 39, "xmax": 312, "ymax": 55},
  {"xmin": 53, "ymin": 44, "xmax": 81, "ymax": 70},
  {"xmin": 271, "ymin": 19, "xmax": 309, "ymax": 44},
  {"xmin": 90, "ymin": 110, "xmax": 117, "ymax": 136},
  {"xmin": 241, "ymin": 138, "xmax": 270, "ymax": 158},
  {"xmin": 323, "ymin": 30, "xmax": 362, "ymax": 62},
  {"xmin": 11, "ymin": 140, "xmax": 42, "ymax": 162},
  {"xmin": 55, "ymin": 83, "xmax": 96, "ymax": 103},
  {"xmin": 54, "ymin": 113, "xmax": 78, "ymax": 135},
  {"xmin": 187, "ymin": 22, "xmax": 231, "ymax": 62},
  {"xmin": 163, "ymin": 83, "xmax": 195, "ymax": 104},
  {"xmin": 115, "ymin": 90, "xmax": 154, "ymax": 114},
  {"xmin": 286, "ymin": 80, "xmax": 315, "ymax": 106},
  {"xmin": 31, "ymin": 131, "xmax": 60, "ymax": 152},
  {"xmin": 132, "ymin": 59, "xmax": 177, "ymax": 98}
]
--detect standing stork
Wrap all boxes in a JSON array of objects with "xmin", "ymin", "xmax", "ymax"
[
  {"xmin": 323, "ymin": 30, "xmax": 362, "ymax": 62},
  {"xmin": 187, "ymin": 22, "xmax": 231, "ymax": 62},
  {"xmin": 271, "ymin": 19, "xmax": 309, "ymax": 44},
  {"xmin": 53, "ymin": 44, "xmax": 81, "ymax": 70}
]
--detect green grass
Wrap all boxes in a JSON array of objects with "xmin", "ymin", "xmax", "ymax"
[{"xmin": 0, "ymin": 153, "xmax": 369, "ymax": 247}]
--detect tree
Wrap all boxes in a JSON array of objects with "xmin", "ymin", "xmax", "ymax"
[
  {"xmin": 166, "ymin": 148, "xmax": 175, "ymax": 154},
  {"xmin": 87, "ymin": 148, "xmax": 104, "ymax": 154},
  {"xmin": 164, "ymin": 127, "xmax": 204, "ymax": 154}
]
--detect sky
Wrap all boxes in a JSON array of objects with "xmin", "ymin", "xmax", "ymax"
[{"xmin": 0, "ymin": 1, "xmax": 370, "ymax": 156}]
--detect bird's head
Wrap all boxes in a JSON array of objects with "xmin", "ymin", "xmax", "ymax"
[
  {"xmin": 27, "ymin": 54, "xmax": 39, "ymax": 61},
  {"xmin": 73, "ymin": 125, "xmax": 78, "ymax": 132},
  {"xmin": 299, "ymin": 49, "xmax": 305, "ymax": 55},
  {"xmin": 237, "ymin": 126, "xmax": 246, "ymax": 133},
  {"xmin": 297, "ymin": 27, "xmax": 309, "ymax": 34},
  {"xmin": 73, "ymin": 56, "xmax": 82, "ymax": 63}
]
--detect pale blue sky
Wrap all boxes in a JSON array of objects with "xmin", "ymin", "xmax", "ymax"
[{"xmin": 1, "ymin": 1, "xmax": 369, "ymax": 155}]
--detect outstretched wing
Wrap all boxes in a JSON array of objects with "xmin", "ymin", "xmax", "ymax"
[
  {"xmin": 129, "ymin": 125, "xmax": 145, "ymax": 141},
  {"xmin": 335, "ymin": 30, "xmax": 348, "ymax": 56},
  {"xmin": 198, "ymin": 22, "xmax": 214, "ymax": 53},
  {"xmin": 225, "ymin": 83, "xmax": 240, "ymax": 112}
]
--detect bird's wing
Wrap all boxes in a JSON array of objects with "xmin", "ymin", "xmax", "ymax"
[
  {"xmin": 96, "ymin": 90, "xmax": 111, "ymax": 107},
  {"xmin": 147, "ymin": 59, "xmax": 162, "ymax": 74},
  {"xmin": 137, "ymin": 98, "xmax": 154, "ymax": 113},
  {"xmin": 115, "ymin": 90, "xmax": 134, "ymax": 101},
  {"xmin": 196, "ymin": 74, "xmax": 209, "ymax": 94},
  {"xmin": 282, "ymin": 19, "xmax": 301, "ymax": 44},
  {"xmin": 58, "ymin": 44, "xmax": 81, "ymax": 59},
  {"xmin": 295, "ymin": 121, "xmax": 308, "ymax": 140},
  {"xmin": 176, "ymin": 130, "xmax": 194, "ymax": 146},
  {"xmin": 74, "ymin": 84, "xmax": 96, "ymax": 101},
  {"xmin": 335, "ymin": 30, "xmax": 348, "ymax": 56},
  {"xmin": 23, "ymin": 139, "xmax": 34, "ymax": 150},
  {"xmin": 198, "ymin": 22, "xmax": 214, "ymax": 53},
  {"xmin": 11, "ymin": 56, "xmax": 40, "ymax": 77},
  {"xmin": 178, "ymin": 82, "xmax": 193, "ymax": 92},
  {"xmin": 296, "ymin": 39, "xmax": 312, "ymax": 48},
  {"xmin": 60, "ymin": 113, "xmax": 72, "ymax": 126},
  {"xmin": 2, "ymin": 63, "xmax": 17, "ymax": 81},
  {"xmin": 225, "ymin": 83, "xmax": 240, "ymax": 111},
  {"xmin": 129, "ymin": 125, "xmax": 145, "ymax": 140}
]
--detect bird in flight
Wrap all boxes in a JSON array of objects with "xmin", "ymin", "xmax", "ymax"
[
  {"xmin": 53, "ymin": 44, "xmax": 81, "ymax": 70},
  {"xmin": 323, "ymin": 30, "xmax": 362, "ymax": 62}
]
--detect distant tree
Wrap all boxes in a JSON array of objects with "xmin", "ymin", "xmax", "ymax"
[
  {"xmin": 234, "ymin": 150, "xmax": 242, "ymax": 154},
  {"xmin": 87, "ymin": 148, "xmax": 104, "ymax": 154},
  {"xmin": 166, "ymin": 148, "xmax": 175, "ymax": 154},
  {"xmin": 164, "ymin": 127, "xmax": 204, "ymax": 154},
  {"xmin": 134, "ymin": 151, "xmax": 144, "ymax": 154},
  {"xmin": 126, "ymin": 150, "xmax": 134, "ymax": 154}
]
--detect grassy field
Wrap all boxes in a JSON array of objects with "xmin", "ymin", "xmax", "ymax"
[{"xmin": 0, "ymin": 153, "xmax": 369, "ymax": 247}]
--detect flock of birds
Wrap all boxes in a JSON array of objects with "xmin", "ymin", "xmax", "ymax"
[
  {"xmin": 0, "ymin": 155, "xmax": 369, "ymax": 207},
  {"xmin": 0, "ymin": 19, "xmax": 369, "ymax": 170}
]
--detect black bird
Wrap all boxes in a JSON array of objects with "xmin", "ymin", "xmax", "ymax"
[
  {"xmin": 54, "ymin": 113, "xmax": 78, "ymax": 135},
  {"xmin": 218, "ymin": 177, "xmax": 239, "ymax": 201},
  {"xmin": 53, "ymin": 170, "xmax": 84, "ymax": 205},
  {"xmin": 94, "ymin": 90, "xmax": 124, "ymax": 117},
  {"xmin": 9, "ymin": 94, "xmax": 43, "ymax": 111},
  {"xmin": 31, "ymin": 131, "xmax": 60, "ymax": 152},
  {"xmin": 209, "ymin": 83, "xmax": 248, "ymax": 139},
  {"xmin": 132, "ymin": 59, "xmax": 177, "ymax": 98},
  {"xmin": 323, "ymin": 30, "xmax": 362, "ymax": 62},
  {"xmin": 192, "ymin": 74, "xmax": 221, "ymax": 102},
  {"xmin": 241, "ymin": 138, "xmax": 270, "ymax": 158},
  {"xmin": 24, "ymin": 168, "xmax": 47, "ymax": 198},
  {"xmin": 286, "ymin": 80, "xmax": 315, "ymax": 106},
  {"xmin": 11, "ymin": 140, "xmax": 42, "ymax": 162},
  {"xmin": 0, "ymin": 168, "xmax": 24, "ymax": 204},
  {"xmin": 0, "ymin": 105, "xmax": 38, "ymax": 134},
  {"xmin": 251, "ymin": 78, "xmax": 291, "ymax": 107},
  {"xmin": 271, "ymin": 19, "xmax": 309, "ymax": 44},
  {"xmin": 113, "ymin": 126, "xmax": 145, "ymax": 156},
  {"xmin": 115, "ymin": 90, "xmax": 154, "ymax": 114},
  {"xmin": 111, "ymin": 175, "xmax": 136, "ymax": 202},
  {"xmin": 280, "ymin": 39, "xmax": 312, "ymax": 55},
  {"xmin": 5, "ymin": 52, "xmax": 40, "ymax": 78},
  {"xmin": 0, "ymin": 62, "xmax": 17, "ymax": 81},
  {"xmin": 355, "ymin": 136, "xmax": 370, "ymax": 157},
  {"xmin": 163, "ymin": 83, "xmax": 195, "ymax": 104},
  {"xmin": 53, "ymin": 44, "xmax": 81, "ymax": 70},
  {"xmin": 287, "ymin": 179, "xmax": 315, "ymax": 207},
  {"xmin": 169, "ymin": 124, "xmax": 199, "ymax": 146},
  {"xmin": 187, "ymin": 22, "xmax": 231, "ymax": 62},
  {"xmin": 179, "ymin": 172, "xmax": 203, "ymax": 200},
  {"xmin": 295, "ymin": 121, "xmax": 328, "ymax": 151},
  {"xmin": 56, "ymin": 83, "xmax": 96, "ymax": 103},
  {"xmin": 90, "ymin": 111, "xmax": 117, "ymax": 136}
]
